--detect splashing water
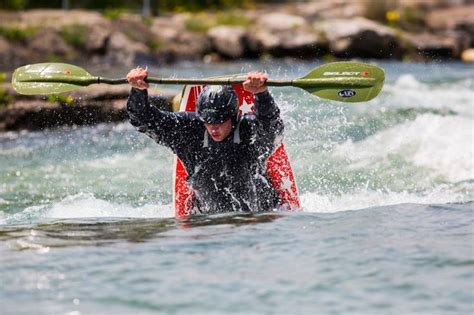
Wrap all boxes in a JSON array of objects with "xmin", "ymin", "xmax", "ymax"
[
  {"xmin": 1, "ymin": 61, "xmax": 473, "ymax": 223},
  {"xmin": 0, "ymin": 61, "xmax": 473, "ymax": 314}
]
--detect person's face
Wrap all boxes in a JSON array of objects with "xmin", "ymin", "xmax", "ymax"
[{"xmin": 204, "ymin": 119, "xmax": 233, "ymax": 142}]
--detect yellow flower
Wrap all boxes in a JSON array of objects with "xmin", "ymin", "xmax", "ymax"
[
  {"xmin": 66, "ymin": 95, "xmax": 74, "ymax": 104},
  {"xmin": 386, "ymin": 10, "xmax": 400, "ymax": 23}
]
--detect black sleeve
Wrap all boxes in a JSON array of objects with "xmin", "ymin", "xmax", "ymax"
[
  {"xmin": 127, "ymin": 88, "xmax": 196, "ymax": 152},
  {"xmin": 252, "ymin": 90, "xmax": 284, "ymax": 156}
]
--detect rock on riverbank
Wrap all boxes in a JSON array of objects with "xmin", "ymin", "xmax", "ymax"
[
  {"xmin": 0, "ymin": 84, "xmax": 175, "ymax": 132},
  {"xmin": 0, "ymin": 1, "xmax": 473, "ymax": 71}
]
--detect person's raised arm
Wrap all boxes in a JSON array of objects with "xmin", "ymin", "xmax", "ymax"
[
  {"xmin": 243, "ymin": 72, "xmax": 280, "ymax": 120},
  {"xmin": 126, "ymin": 67, "xmax": 194, "ymax": 152},
  {"xmin": 126, "ymin": 67, "xmax": 152, "ymax": 121},
  {"xmin": 243, "ymin": 72, "xmax": 284, "ymax": 153}
]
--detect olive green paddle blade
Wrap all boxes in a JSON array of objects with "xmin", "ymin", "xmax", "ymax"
[
  {"xmin": 12, "ymin": 63, "xmax": 98, "ymax": 95},
  {"xmin": 293, "ymin": 62, "xmax": 385, "ymax": 102}
]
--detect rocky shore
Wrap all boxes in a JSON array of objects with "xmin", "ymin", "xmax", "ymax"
[
  {"xmin": 0, "ymin": 83, "xmax": 175, "ymax": 132},
  {"xmin": 1, "ymin": 2, "xmax": 473, "ymax": 70},
  {"xmin": 0, "ymin": 1, "xmax": 473, "ymax": 131}
]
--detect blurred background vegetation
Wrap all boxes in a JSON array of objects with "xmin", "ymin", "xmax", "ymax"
[{"xmin": 0, "ymin": 0, "xmax": 286, "ymax": 12}]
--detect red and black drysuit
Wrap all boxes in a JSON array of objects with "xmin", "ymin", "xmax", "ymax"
[{"xmin": 127, "ymin": 88, "xmax": 284, "ymax": 215}]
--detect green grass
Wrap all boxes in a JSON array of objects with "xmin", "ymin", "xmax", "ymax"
[
  {"xmin": 2, "ymin": 0, "xmax": 254, "ymax": 12},
  {"xmin": 400, "ymin": 6, "xmax": 425, "ymax": 31},
  {"xmin": 0, "ymin": 88, "xmax": 12, "ymax": 109},
  {"xmin": 215, "ymin": 11, "xmax": 250, "ymax": 27},
  {"xmin": 184, "ymin": 14, "xmax": 215, "ymax": 33},
  {"xmin": 103, "ymin": 8, "xmax": 127, "ymax": 20},
  {"xmin": 1, "ymin": 0, "xmax": 27, "ymax": 10},
  {"xmin": 47, "ymin": 94, "xmax": 74, "ymax": 105},
  {"xmin": 0, "ymin": 25, "xmax": 37, "ymax": 41},
  {"xmin": 46, "ymin": 54, "xmax": 63, "ymax": 62},
  {"xmin": 364, "ymin": 0, "xmax": 391, "ymax": 22},
  {"xmin": 146, "ymin": 39, "xmax": 162, "ymax": 51},
  {"xmin": 142, "ymin": 16, "xmax": 153, "ymax": 27},
  {"xmin": 185, "ymin": 11, "xmax": 251, "ymax": 33},
  {"xmin": 59, "ymin": 24, "xmax": 88, "ymax": 48},
  {"xmin": 0, "ymin": 72, "xmax": 11, "ymax": 109}
]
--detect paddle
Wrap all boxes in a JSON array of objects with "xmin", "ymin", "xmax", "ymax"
[{"xmin": 12, "ymin": 62, "xmax": 384, "ymax": 102}]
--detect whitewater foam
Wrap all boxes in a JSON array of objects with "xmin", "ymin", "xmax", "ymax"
[
  {"xmin": 2, "ymin": 62, "xmax": 473, "ymax": 224},
  {"xmin": 333, "ymin": 113, "xmax": 474, "ymax": 183},
  {"xmin": 82, "ymin": 147, "xmax": 172, "ymax": 173},
  {"xmin": 384, "ymin": 75, "xmax": 474, "ymax": 116},
  {"xmin": 0, "ymin": 211, "xmax": 6, "ymax": 225},
  {"xmin": 2, "ymin": 193, "xmax": 174, "ymax": 224},
  {"xmin": 47, "ymin": 193, "xmax": 173, "ymax": 219},
  {"xmin": 301, "ymin": 185, "xmax": 469, "ymax": 213}
]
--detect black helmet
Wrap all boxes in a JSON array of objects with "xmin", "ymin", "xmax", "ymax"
[{"xmin": 196, "ymin": 85, "xmax": 239, "ymax": 124}]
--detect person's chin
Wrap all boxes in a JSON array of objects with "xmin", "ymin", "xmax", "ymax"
[{"xmin": 211, "ymin": 135, "xmax": 223, "ymax": 142}]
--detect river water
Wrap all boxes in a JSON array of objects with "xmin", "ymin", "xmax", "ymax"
[{"xmin": 1, "ymin": 60, "xmax": 473, "ymax": 314}]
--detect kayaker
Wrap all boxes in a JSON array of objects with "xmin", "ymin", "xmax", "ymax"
[{"xmin": 127, "ymin": 68, "xmax": 284, "ymax": 215}]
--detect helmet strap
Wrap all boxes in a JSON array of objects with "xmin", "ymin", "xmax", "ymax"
[
  {"xmin": 203, "ymin": 129, "xmax": 209, "ymax": 148},
  {"xmin": 233, "ymin": 118, "xmax": 242, "ymax": 144}
]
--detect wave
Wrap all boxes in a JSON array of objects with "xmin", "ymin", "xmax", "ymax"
[
  {"xmin": 333, "ymin": 113, "xmax": 473, "ymax": 183},
  {"xmin": 282, "ymin": 74, "xmax": 473, "ymax": 155},
  {"xmin": 2, "ymin": 188, "xmax": 470, "ymax": 225},
  {"xmin": 300, "ymin": 186, "xmax": 470, "ymax": 214},
  {"xmin": 2, "ymin": 193, "xmax": 174, "ymax": 225},
  {"xmin": 383, "ymin": 75, "xmax": 473, "ymax": 116}
]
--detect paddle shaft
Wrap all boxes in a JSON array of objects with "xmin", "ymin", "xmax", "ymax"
[
  {"xmin": 22, "ymin": 76, "xmax": 377, "ymax": 88},
  {"xmin": 13, "ymin": 61, "xmax": 384, "ymax": 101}
]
